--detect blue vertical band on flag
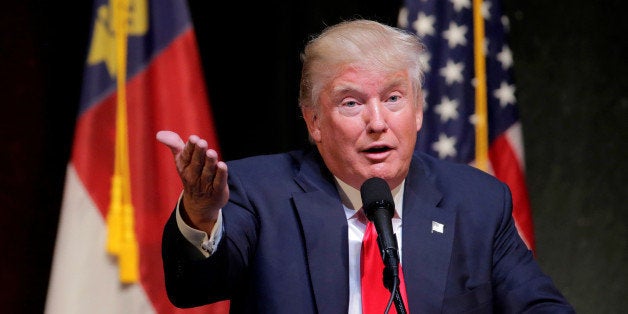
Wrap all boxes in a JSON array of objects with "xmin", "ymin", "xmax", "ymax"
[{"xmin": 79, "ymin": 0, "xmax": 192, "ymax": 115}]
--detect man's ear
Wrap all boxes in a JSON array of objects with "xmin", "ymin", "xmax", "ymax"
[
  {"xmin": 416, "ymin": 108, "xmax": 423, "ymax": 132},
  {"xmin": 301, "ymin": 106, "xmax": 321, "ymax": 142},
  {"xmin": 416, "ymin": 92, "xmax": 424, "ymax": 132}
]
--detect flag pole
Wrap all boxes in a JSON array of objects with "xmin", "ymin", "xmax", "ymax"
[
  {"xmin": 472, "ymin": 0, "xmax": 489, "ymax": 172},
  {"xmin": 106, "ymin": 0, "xmax": 139, "ymax": 284}
]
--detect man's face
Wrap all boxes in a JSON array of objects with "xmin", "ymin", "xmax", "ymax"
[{"xmin": 303, "ymin": 66, "xmax": 423, "ymax": 189}]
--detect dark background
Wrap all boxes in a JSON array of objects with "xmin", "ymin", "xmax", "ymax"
[{"xmin": 2, "ymin": 0, "xmax": 627, "ymax": 313}]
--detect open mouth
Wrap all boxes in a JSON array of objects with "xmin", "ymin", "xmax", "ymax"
[{"xmin": 364, "ymin": 146, "xmax": 391, "ymax": 153}]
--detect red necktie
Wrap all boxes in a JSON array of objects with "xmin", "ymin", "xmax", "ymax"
[{"xmin": 361, "ymin": 221, "xmax": 409, "ymax": 314}]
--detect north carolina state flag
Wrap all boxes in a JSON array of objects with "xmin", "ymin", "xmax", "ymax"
[{"xmin": 45, "ymin": 0, "xmax": 229, "ymax": 312}]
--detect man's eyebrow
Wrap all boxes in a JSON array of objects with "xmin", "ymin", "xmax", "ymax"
[
  {"xmin": 330, "ymin": 83, "xmax": 360, "ymax": 95},
  {"xmin": 384, "ymin": 77, "xmax": 410, "ymax": 90},
  {"xmin": 329, "ymin": 75, "xmax": 409, "ymax": 96}
]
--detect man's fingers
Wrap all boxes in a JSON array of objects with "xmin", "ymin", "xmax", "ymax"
[
  {"xmin": 158, "ymin": 132, "xmax": 226, "ymax": 202},
  {"xmin": 188, "ymin": 138, "xmax": 208, "ymax": 177},
  {"xmin": 213, "ymin": 161, "xmax": 229, "ymax": 190},
  {"xmin": 201, "ymin": 149, "xmax": 219, "ymax": 186}
]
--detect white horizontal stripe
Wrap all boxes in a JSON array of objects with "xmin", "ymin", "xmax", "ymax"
[
  {"xmin": 45, "ymin": 164, "xmax": 155, "ymax": 314},
  {"xmin": 505, "ymin": 122, "xmax": 525, "ymax": 170}
]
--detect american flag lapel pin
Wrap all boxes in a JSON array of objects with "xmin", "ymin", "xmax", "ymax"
[{"xmin": 431, "ymin": 221, "xmax": 444, "ymax": 234}]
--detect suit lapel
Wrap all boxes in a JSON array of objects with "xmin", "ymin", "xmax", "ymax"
[
  {"xmin": 289, "ymin": 151, "xmax": 456, "ymax": 313},
  {"xmin": 402, "ymin": 156, "xmax": 456, "ymax": 313},
  {"xmin": 292, "ymin": 151, "xmax": 350, "ymax": 313}
]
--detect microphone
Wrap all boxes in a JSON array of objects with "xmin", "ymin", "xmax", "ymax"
[{"xmin": 360, "ymin": 177, "xmax": 400, "ymax": 288}]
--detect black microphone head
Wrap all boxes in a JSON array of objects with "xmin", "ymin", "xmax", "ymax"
[{"xmin": 360, "ymin": 177, "xmax": 394, "ymax": 221}]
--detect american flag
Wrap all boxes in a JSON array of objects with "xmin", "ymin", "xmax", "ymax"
[{"xmin": 398, "ymin": 0, "xmax": 535, "ymax": 251}]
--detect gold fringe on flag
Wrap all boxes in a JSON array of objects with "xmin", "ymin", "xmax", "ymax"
[
  {"xmin": 472, "ymin": 0, "xmax": 489, "ymax": 172},
  {"xmin": 106, "ymin": 0, "xmax": 139, "ymax": 284}
]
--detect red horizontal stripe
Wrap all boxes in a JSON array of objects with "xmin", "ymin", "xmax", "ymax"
[{"xmin": 489, "ymin": 134, "xmax": 535, "ymax": 253}]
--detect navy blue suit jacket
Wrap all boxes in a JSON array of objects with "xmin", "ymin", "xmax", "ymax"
[{"xmin": 162, "ymin": 148, "xmax": 574, "ymax": 313}]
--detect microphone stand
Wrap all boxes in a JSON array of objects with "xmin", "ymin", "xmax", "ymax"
[
  {"xmin": 390, "ymin": 277, "xmax": 407, "ymax": 314},
  {"xmin": 382, "ymin": 244, "xmax": 407, "ymax": 314}
]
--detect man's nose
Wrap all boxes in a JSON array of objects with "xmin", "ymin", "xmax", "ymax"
[{"xmin": 365, "ymin": 102, "xmax": 388, "ymax": 133}]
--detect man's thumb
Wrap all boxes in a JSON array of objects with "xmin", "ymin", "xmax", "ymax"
[{"xmin": 156, "ymin": 130, "xmax": 185, "ymax": 155}]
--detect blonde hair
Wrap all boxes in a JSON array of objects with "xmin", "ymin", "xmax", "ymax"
[{"xmin": 299, "ymin": 19, "xmax": 426, "ymax": 112}]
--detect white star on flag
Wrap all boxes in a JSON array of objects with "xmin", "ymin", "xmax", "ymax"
[
  {"xmin": 482, "ymin": 1, "xmax": 492, "ymax": 19},
  {"xmin": 450, "ymin": 0, "xmax": 471, "ymax": 12},
  {"xmin": 493, "ymin": 81, "xmax": 516, "ymax": 107},
  {"xmin": 443, "ymin": 22, "xmax": 468, "ymax": 48},
  {"xmin": 432, "ymin": 133, "xmax": 457, "ymax": 159},
  {"xmin": 435, "ymin": 97, "xmax": 460, "ymax": 122},
  {"xmin": 414, "ymin": 12, "xmax": 436, "ymax": 37},
  {"xmin": 497, "ymin": 46, "xmax": 513, "ymax": 69},
  {"xmin": 440, "ymin": 60, "xmax": 465, "ymax": 85}
]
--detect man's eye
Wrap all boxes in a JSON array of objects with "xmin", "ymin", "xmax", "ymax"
[
  {"xmin": 385, "ymin": 94, "xmax": 405, "ymax": 111},
  {"xmin": 344, "ymin": 101, "xmax": 358, "ymax": 108},
  {"xmin": 338, "ymin": 100, "xmax": 362, "ymax": 116}
]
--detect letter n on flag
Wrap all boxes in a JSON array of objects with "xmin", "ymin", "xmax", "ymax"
[
  {"xmin": 45, "ymin": 0, "xmax": 230, "ymax": 313},
  {"xmin": 398, "ymin": 0, "xmax": 535, "ymax": 252}
]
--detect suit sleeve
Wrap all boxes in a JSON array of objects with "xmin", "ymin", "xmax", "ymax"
[
  {"xmin": 161, "ymin": 208, "xmax": 231, "ymax": 308},
  {"xmin": 492, "ymin": 183, "xmax": 575, "ymax": 313},
  {"xmin": 161, "ymin": 168, "xmax": 259, "ymax": 308}
]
